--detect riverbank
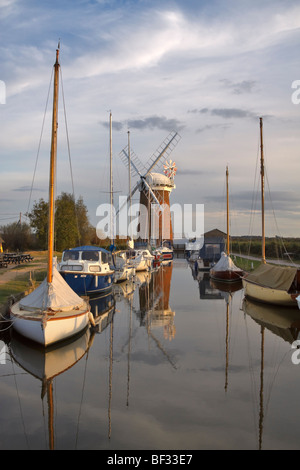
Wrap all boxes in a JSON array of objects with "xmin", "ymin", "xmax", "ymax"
[{"xmin": 0, "ymin": 251, "xmax": 60, "ymax": 312}]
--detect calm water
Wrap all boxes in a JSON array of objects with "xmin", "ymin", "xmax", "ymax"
[{"xmin": 1, "ymin": 258, "xmax": 300, "ymax": 451}]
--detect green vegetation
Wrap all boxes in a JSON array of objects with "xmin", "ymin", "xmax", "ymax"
[
  {"xmin": 232, "ymin": 255, "xmax": 261, "ymax": 272},
  {"xmin": 0, "ymin": 251, "xmax": 50, "ymax": 307},
  {"xmin": 231, "ymin": 236, "xmax": 300, "ymax": 262},
  {"xmin": 0, "ymin": 269, "xmax": 46, "ymax": 305},
  {"xmin": 27, "ymin": 192, "xmax": 96, "ymax": 251}
]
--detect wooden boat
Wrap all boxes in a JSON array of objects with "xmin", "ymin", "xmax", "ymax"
[
  {"xmin": 126, "ymin": 247, "xmax": 154, "ymax": 271},
  {"xmin": 210, "ymin": 167, "xmax": 243, "ymax": 282},
  {"xmin": 154, "ymin": 240, "xmax": 174, "ymax": 261},
  {"xmin": 10, "ymin": 46, "xmax": 91, "ymax": 346},
  {"xmin": 58, "ymin": 245, "xmax": 114, "ymax": 295},
  {"xmin": 113, "ymin": 250, "xmax": 136, "ymax": 282},
  {"xmin": 242, "ymin": 118, "xmax": 300, "ymax": 307}
]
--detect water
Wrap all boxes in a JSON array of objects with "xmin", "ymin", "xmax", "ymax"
[{"xmin": 1, "ymin": 258, "xmax": 300, "ymax": 451}]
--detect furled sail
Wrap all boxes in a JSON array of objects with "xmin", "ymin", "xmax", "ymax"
[{"xmin": 19, "ymin": 266, "xmax": 86, "ymax": 312}]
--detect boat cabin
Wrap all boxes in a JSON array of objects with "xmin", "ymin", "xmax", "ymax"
[
  {"xmin": 59, "ymin": 246, "xmax": 112, "ymax": 273},
  {"xmin": 199, "ymin": 229, "xmax": 226, "ymax": 265}
]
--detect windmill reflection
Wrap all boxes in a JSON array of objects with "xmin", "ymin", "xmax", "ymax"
[{"xmin": 137, "ymin": 262, "xmax": 175, "ymax": 341}]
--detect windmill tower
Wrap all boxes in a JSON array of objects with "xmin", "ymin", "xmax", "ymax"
[
  {"xmin": 119, "ymin": 131, "xmax": 180, "ymax": 246},
  {"xmin": 139, "ymin": 160, "xmax": 177, "ymax": 246}
]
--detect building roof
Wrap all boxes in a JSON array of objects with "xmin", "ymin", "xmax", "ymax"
[
  {"xmin": 146, "ymin": 172, "xmax": 174, "ymax": 188},
  {"xmin": 204, "ymin": 229, "xmax": 226, "ymax": 239}
]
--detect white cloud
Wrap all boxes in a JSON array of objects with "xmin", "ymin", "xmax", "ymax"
[{"xmin": 0, "ymin": 0, "xmax": 300, "ymax": 236}]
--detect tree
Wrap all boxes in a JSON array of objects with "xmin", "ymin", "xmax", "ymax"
[
  {"xmin": 27, "ymin": 192, "xmax": 94, "ymax": 251},
  {"xmin": 75, "ymin": 196, "xmax": 95, "ymax": 246},
  {"xmin": 55, "ymin": 193, "xmax": 79, "ymax": 251},
  {"xmin": 27, "ymin": 198, "xmax": 49, "ymax": 249},
  {"xmin": 1, "ymin": 222, "xmax": 32, "ymax": 251}
]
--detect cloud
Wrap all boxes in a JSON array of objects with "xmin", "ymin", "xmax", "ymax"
[
  {"xmin": 13, "ymin": 185, "xmax": 45, "ymax": 192},
  {"xmin": 100, "ymin": 115, "xmax": 185, "ymax": 132},
  {"xmin": 195, "ymin": 123, "xmax": 231, "ymax": 134},
  {"xmin": 199, "ymin": 108, "xmax": 258, "ymax": 120},
  {"xmin": 220, "ymin": 79, "xmax": 258, "ymax": 94},
  {"xmin": 127, "ymin": 116, "xmax": 185, "ymax": 132},
  {"xmin": 178, "ymin": 169, "xmax": 204, "ymax": 176},
  {"xmin": 206, "ymin": 189, "xmax": 300, "ymax": 214},
  {"xmin": 101, "ymin": 120, "xmax": 123, "ymax": 131}
]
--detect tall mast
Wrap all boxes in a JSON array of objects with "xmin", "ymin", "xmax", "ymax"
[
  {"xmin": 128, "ymin": 130, "xmax": 131, "ymax": 240},
  {"xmin": 226, "ymin": 166, "xmax": 229, "ymax": 256},
  {"xmin": 260, "ymin": 117, "xmax": 266, "ymax": 264},
  {"xmin": 110, "ymin": 112, "xmax": 113, "ymax": 245},
  {"xmin": 47, "ymin": 46, "xmax": 60, "ymax": 283}
]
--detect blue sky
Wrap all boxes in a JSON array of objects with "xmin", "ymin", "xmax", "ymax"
[{"xmin": 1, "ymin": 0, "xmax": 300, "ymax": 237}]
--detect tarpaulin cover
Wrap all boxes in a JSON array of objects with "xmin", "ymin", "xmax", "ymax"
[
  {"xmin": 20, "ymin": 266, "xmax": 85, "ymax": 312},
  {"xmin": 212, "ymin": 252, "xmax": 243, "ymax": 272},
  {"xmin": 245, "ymin": 263, "xmax": 297, "ymax": 291}
]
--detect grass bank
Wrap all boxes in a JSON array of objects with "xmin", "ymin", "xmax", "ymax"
[{"xmin": 0, "ymin": 250, "xmax": 61, "ymax": 307}]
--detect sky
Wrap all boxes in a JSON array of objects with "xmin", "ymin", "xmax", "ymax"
[{"xmin": 1, "ymin": 0, "xmax": 300, "ymax": 239}]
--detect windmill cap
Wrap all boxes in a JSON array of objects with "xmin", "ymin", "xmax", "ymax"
[{"xmin": 146, "ymin": 172, "xmax": 175, "ymax": 188}]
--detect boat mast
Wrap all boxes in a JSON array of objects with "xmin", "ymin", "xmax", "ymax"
[
  {"xmin": 128, "ymin": 130, "xmax": 131, "ymax": 240},
  {"xmin": 226, "ymin": 166, "xmax": 229, "ymax": 256},
  {"xmin": 47, "ymin": 46, "xmax": 60, "ymax": 284},
  {"xmin": 110, "ymin": 112, "xmax": 114, "ymax": 245},
  {"xmin": 260, "ymin": 117, "xmax": 266, "ymax": 264}
]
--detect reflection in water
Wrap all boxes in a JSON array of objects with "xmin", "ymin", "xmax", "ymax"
[
  {"xmin": 9, "ymin": 328, "xmax": 93, "ymax": 450},
  {"xmin": 2, "ymin": 260, "xmax": 176, "ymax": 449},
  {"xmin": 89, "ymin": 291, "xmax": 115, "ymax": 334},
  {"xmin": 242, "ymin": 298, "xmax": 300, "ymax": 345},
  {"xmin": 138, "ymin": 262, "xmax": 175, "ymax": 340},
  {"xmin": 242, "ymin": 298, "xmax": 300, "ymax": 450},
  {"xmin": 3, "ymin": 259, "xmax": 300, "ymax": 449}
]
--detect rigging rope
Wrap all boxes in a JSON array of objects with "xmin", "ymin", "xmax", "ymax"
[
  {"xmin": 60, "ymin": 67, "xmax": 81, "ymax": 245},
  {"xmin": 26, "ymin": 68, "xmax": 54, "ymax": 217}
]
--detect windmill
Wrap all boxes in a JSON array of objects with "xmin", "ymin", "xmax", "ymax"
[{"xmin": 118, "ymin": 131, "xmax": 180, "ymax": 245}]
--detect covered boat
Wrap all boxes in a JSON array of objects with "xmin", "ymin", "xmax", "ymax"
[
  {"xmin": 10, "ymin": 46, "xmax": 91, "ymax": 347},
  {"xmin": 242, "ymin": 263, "xmax": 300, "ymax": 307},
  {"xmin": 210, "ymin": 252, "xmax": 243, "ymax": 282},
  {"xmin": 210, "ymin": 167, "xmax": 243, "ymax": 282},
  {"xmin": 58, "ymin": 246, "xmax": 114, "ymax": 295},
  {"xmin": 242, "ymin": 118, "xmax": 300, "ymax": 307},
  {"xmin": 10, "ymin": 266, "xmax": 91, "ymax": 347}
]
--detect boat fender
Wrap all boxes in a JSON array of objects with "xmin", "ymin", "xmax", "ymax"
[{"xmin": 88, "ymin": 311, "xmax": 95, "ymax": 327}]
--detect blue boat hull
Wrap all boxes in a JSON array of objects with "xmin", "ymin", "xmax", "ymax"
[{"xmin": 60, "ymin": 272, "xmax": 114, "ymax": 296}]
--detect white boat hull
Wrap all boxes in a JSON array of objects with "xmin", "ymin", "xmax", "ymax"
[
  {"xmin": 10, "ymin": 301, "xmax": 90, "ymax": 347},
  {"xmin": 242, "ymin": 278, "xmax": 297, "ymax": 307},
  {"xmin": 114, "ymin": 265, "xmax": 135, "ymax": 282},
  {"xmin": 132, "ymin": 255, "xmax": 153, "ymax": 272}
]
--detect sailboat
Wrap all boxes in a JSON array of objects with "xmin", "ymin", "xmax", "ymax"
[
  {"xmin": 118, "ymin": 129, "xmax": 154, "ymax": 273},
  {"xmin": 108, "ymin": 116, "xmax": 135, "ymax": 282},
  {"xmin": 210, "ymin": 167, "xmax": 243, "ymax": 282},
  {"xmin": 242, "ymin": 118, "xmax": 300, "ymax": 307},
  {"xmin": 58, "ymin": 113, "xmax": 116, "ymax": 293},
  {"xmin": 10, "ymin": 46, "xmax": 91, "ymax": 346}
]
